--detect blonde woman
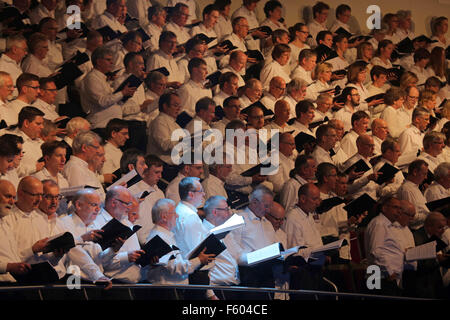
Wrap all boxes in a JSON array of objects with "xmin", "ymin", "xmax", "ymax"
[{"xmin": 305, "ymin": 62, "xmax": 334, "ymax": 101}]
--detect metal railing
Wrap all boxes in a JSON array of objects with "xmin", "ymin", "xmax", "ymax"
[{"xmin": 0, "ymin": 283, "xmax": 433, "ymax": 301}]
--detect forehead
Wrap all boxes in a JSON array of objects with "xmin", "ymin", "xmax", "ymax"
[
  {"xmin": 0, "ymin": 184, "xmax": 16, "ymax": 195},
  {"xmin": 43, "ymin": 184, "xmax": 59, "ymax": 194}
]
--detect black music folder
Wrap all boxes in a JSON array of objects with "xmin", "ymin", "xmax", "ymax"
[
  {"xmin": 43, "ymin": 232, "xmax": 76, "ymax": 253},
  {"xmin": 343, "ymin": 193, "xmax": 377, "ymax": 218},
  {"xmin": 187, "ymin": 234, "xmax": 226, "ymax": 259},
  {"xmin": 96, "ymin": 219, "xmax": 142, "ymax": 250},
  {"xmin": 136, "ymin": 235, "xmax": 174, "ymax": 267}
]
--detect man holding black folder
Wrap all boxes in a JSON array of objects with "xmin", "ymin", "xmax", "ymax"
[{"xmin": 424, "ymin": 162, "xmax": 450, "ymax": 202}]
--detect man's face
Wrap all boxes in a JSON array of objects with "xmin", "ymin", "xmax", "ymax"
[
  {"xmin": 153, "ymin": 10, "xmax": 167, "ymax": 27},
  {"xmin": 266, "ymin": 207, "xmax": 285, "ymax": 231},
  {"xmin": 385, "ymin": 143, "xmax": 401, "ymax": 164},
  {"xmin": 224, "ymin": 77, "xmax": 239, "ymax": 96},
  {"xmin": 383, "ymin": 198, "xmax": 403, "ymax": 221},
  {"xmin": 143, "ymin": 165, "xmax": 162, "ymax": 186},
  {"xmin": 190, "ymin": 181, "xmax": 205, "ymax": 208},
  {"xmin": 165, "ymin": 204, "xmax": 178, "ymax": 231},
  {"xmin": 18, "ymin": 181, "xmax": 43, "ymax": 211},
  {"xmin": 83, "ymin": 140, "xmax": 101, "ymax": 162},
  {"xmin": 135, "ymin": 155, "xmax": 148, "ymax": 178},
  {"xmin": 76, "ymin": 193, "xmax": 101, "ymax": 224},
  {"xmin": 358, "ymin": 137, "xmax": 375, "ymax": 158},
  {"xmin": 25, "ymin": 116, "xmax": 45, "ymax": 139},
  {"xmin": 112, "ymin": 128, "xmax": 129, "ymax": 147},
  {"xmin": 127, "ymin": 201, "xmax": 139, "ymax": 223},
  {"xmin": 248, "ymin": 107, "xmax": 264, "ymax": 129},
  {"xmin": 279, "ymin": 134, "xmax": 295, "ymax": 157},
  {"xmin": 252, "ymin": 193, "xmax": 273, "ymax": 218},
  {"xmin": 187, "ymin": 164, "xmax": 204, "ymax": 178},
  {"xmin": 39, "ymin": 81, "xmax": 58, "ymax": 104},
  {"xmin": 247, "ymin": 83, "xmax": 262, "ymax": 101},
  {"xmin": 322, "ymin": 34, "xmax": 333, "ymax": 48},
  {"xmin": 214, "ymin": 200, "xmax": 232, "ymax": 226},
  {"xmin": 414, "ymin": 164, "xmax": 429, "ymax": 185},
  {"xmin": 353, "ymin": 118, "xmax": 369, "ymax": 135},
  {"xmin": 205, "ymin": 10, "xmax": 220, "ymax": 28},
  {"xmin": 163, "ymin": 95, "xmax": 182, "ymax": 118},
  {"xmin": 428, "ymin": 217, "xmax": 447, "ymax": 238},
  {"xmin": 200, "ymin": 104, "xmax": 216, "ymax": 124},
  {"xmin": 223, "ymin": 99, "xmax": 241, "ymax": 120},
  {"xmin": 332, "ymin": 122, "xmax": 345, "ymax": 140},
  {"xmin": 300, "ymin": 159, "xmax": 317, "ymax": 179},
  {"xmin": 299, "ymin": 187, "xmax": 321, "ymax": 213},
  {"xmin": 277, "ymin": 51, "xmax": 290, "ymax": 66},
  {"xmin": 269, "ymin": 80, "xmax": 286, "ymax": 99},
  {"xmin": 348, "ymin": 89, "xmax": 360, "ymax": 107},
  {"xmin": 0, "ymin": 156, "xmax": 15, "ymax": 174},
  {"xmin": 324, "ymin": 168, "xmax": 338, "ymax": 190},
  {"xmin": 302, "ymin": 56, "xmax": 317, "ymax": 71},
  {"xmin": 39, "ymin": 184, "xmax": 60, "ymax": 216},
  {"xmin": 322, "ymin": 128, "xmax": 337, "ymax": 150},
  {"xmin": 13, "ymin": 40, "xmax": 28, "ymax": 62},
  {"xmin": 174, "ymin": 7, "xmax": 189, "ymax": 26},
  {"xmin": 429, "ymin": 138, "xmax": 445, "ymax": 156},
  {"xmin": 40, "ymin": 20, "xmax": 58, "ymax": 41},
  {"xmin": 0, "ymin": 183, "xmax": 16, "ymax": 217},
  {"xmin": 316, "ymin": 9, "xmax": 329, "ymax": 24},
  {"xmin": 405, "ymin": 88, "xmax": 419, "ymax": 108},
  {"xmin": 150, "ymin": 76, "xmax": 167, "ymax": 96},
  {"xmin": 300, "ymin": 106, "xmax": 315, "ymax": 124},
  {"xmin": 45, "ymin": 147, "xmax": 66, "ymax": 173},
  {"xmin": 34, "ymin": 40, "xmax": 49, "ymax": 60},
  {"xmin": 276, "ymin": 103, "xmax": 290, "ymax": 123},
  {"xmin": 111, "ymin": 191, "xmax": 132, "ymax": 218},
  {"xmin": 416, "ymin": 114, "xmax": 430, "ymax": 131},
  {"xmin": 231, "ymin": 53, "xmax": 247, "ymax": 72},
  {"xmin": 97, "ymin": 54, "xmax": 114, "ymax": 74},
  {"xmin": 192, "ymin": 64, "xmax": 208, "ymax": 82},
  {"xmin": 24, "ymin": 80, "xmax": 41, "ymax": 102},
  {"xmin": 111, "ymin": 0, "xmax": 127, "ymax": 19},
  {"xmin": 338, "ymin": 9, "xmax": 351, "ymax": 24},
  {"xmin": 335, "ymin": 176, "xmax": 348, "ymax": 197},
  {"xmin": 235, "ymin": 18, "xmax": 249, "ymax": 38},
  {"xmin": 398, "ymin": 205, "xmax": 415, "ymax": 227},
  {"xmin": 0, "ymin": 75, "xmax": 14, "ymax": 101},
  {"xmin": 128, "ymin": 55, "xmax": 145, "ymax": 78},
  {"xmin": 189, "ymin": 44, "xmax": 205, "ymax": 59}
]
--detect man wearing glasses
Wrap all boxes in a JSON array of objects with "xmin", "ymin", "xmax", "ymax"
[
  {"xmin": 5, "ymin": 73, "xmax": 40, "ymax": 124},
  {"xmin": 32, "ymin": 77, "xmax": 60, "ymax": 122},
  {"xmin": 3, "ymin": 176, "xmax": 67, "ymax": 280},
  {"xmin": 92, "ymin": 185, "xmax": 144, "ymax": 284},
  {"xmin": 260, "ymin": 76, "xmax": 286, "ymax": 113}
]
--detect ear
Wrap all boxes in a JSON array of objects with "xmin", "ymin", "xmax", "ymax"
[{"xmin": 128, "ymin": 164, "xmax": 135, "ymax": 172}]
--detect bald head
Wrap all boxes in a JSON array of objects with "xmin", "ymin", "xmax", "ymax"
[
  {"xmin": 356, "ymin": 134, "xmax": 375, "ymax": 158},
  {"xmin": 17, "ymin": 176, "xmax": 43, "ymax": 212},
  {"xmin": 0, "ymin": 180, "xmax": 16, "ymax": 217},
  {"xmin": 371, "ymin": 118, "xmax": 389, "ymax": 140},
  {"xmin": 424, "ymin": 212, "xmax": 447, "ymax": 237},
  {"xmin": 269, "ymin": 76, "xmax": 286, "ymax": 99},
  {"xmin": 267, "ymin": 201, "xmax": 285, "ymax": 231}
]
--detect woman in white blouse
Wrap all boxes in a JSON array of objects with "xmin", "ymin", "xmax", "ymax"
[
  {"xmin": 287, "ymin": 23, "xmax": 310, "ymax": 73},
  {"xmin": 328, "ymin": 34, "xmax": 349, "ymax": 89},
  {"xmin": 380, "ymin": 87, "xmax": 405, "ymax": 138},
  {"xmin": 371, "ymin": 39, "xmax": 394, "ymax": 69},
  {"xmin": 305, "ymin": 62, "xmax": 334, "ymax": 101},
  {"xmin": 426, "ymin": 47, "xmax": 447, "ymax": 84},
  {"xmin": 430, "ymin": 16, "xmax": 449, "ymax": 50}
]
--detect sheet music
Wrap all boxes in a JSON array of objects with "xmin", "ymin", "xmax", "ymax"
[{"xmin": 405, "ymin": 241, "xmax": 437, "ymax": 261}]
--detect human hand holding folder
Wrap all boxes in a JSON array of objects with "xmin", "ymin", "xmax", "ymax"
[{"xmin": 197, "ymin": 248, "xmax": 216, "ymax": 265}]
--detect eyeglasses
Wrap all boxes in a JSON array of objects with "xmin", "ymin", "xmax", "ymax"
[
  {"xmin": 216, "ymin": 206, "xmax": 231, "ymax": 211},
  {"xmin": 43, "ymin": 194, "xmax": 63, "ymax": 201},
  {"xmin": 25, "ymin": 85, "xmax": 40, "ymax": 90},
  {"xmin": 192, "ymin": 189, "xmax": 205, "ymax": 193},
  {"xmin": 23, "ymin": 190, "xmax": 43, "ymax": 198},
  {"xmin": 266, "ymin": 213, "xmax": 286, "ymax": 222},
  {"xmin": 115, "ymin": 198, "xmax": 132, "ymax": 206},
  {"xmin": 42, "ymin": 88, "xmax": 58, "ymax": 92}
]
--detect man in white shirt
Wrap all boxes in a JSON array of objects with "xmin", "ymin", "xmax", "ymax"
[
  {"xmin": 33, "ymin": 77, "xmax": 60, "ymax": 122},
  {"xmin": 398, "ymin": 107, "xmax": 430, "ymax": 158},
  {"xmin": 260, "ymin": 76, "xmax": 286, "ymax": 112},
  {"xmin": 29, "ymin": 0, "xmax": 57, "ymax": 24},
  {"xmin": 6, "ymin": 73, "xmax": 41, "ymax": 125},
  {"xmin": 7, "ymin": 107, "xmax": 45, "ymax": 178},
  {"xmin": 145, "ymin": 198, "xmax": 214, "ymax": 299},
  {"xmin": 211, "ymin": 96, "xmax": 241, "ymax": 136},
  {"xmin": 0, "ymin": 35, "xmax": 27, "ymax": 96},
  {"xmin": 260, "ymin": 44, "xmax": 291, "ymax": 90},
  {"xmin": 424, "ymin": 162, "xmax": 450, "ymax": 202},
  {"xmin": 94, "ymin": 186, "xmax": 144, "ymax": 283},
  {"xmin": 268, "ymin": 132, "xmax": 295, "ymax": 194},
  {"xmin": 164, "ymin": 3, "xmax": 191, "ymax": 46},
  {"xmin": 0, "ymin": 72, "xmax": 16, "ymax": 128},
  {"xmin": 3, "ymin": 177, "xmax": 67, "ymax": 280},
  {"xmin": 128, "ymin": 154, "xmax": 165, "ymax": 245},
  {"xmin": 126, "ymin": 0, "xmax": 152, "ymax": 28},
  {"xmin": 307, "ymin": 2, "xmax": 330, "ymax": 48},
  {"xmin": 312, "ymin": 124, "xmax": 337, "ymax": 166},
  {"xmin": 202, "ymin": 196, "xmax": 241, "ymax": 293},
  {"xmin": 284, "ymin": 78, "xmax": 307, "ymax": 119},
  {"xmin": 373, "ymin": 138, "xmax": 405, "ymax": 198},
  {"xmin": 102, "ymin": 118, "xmax": 129, "ymax": 174},
  {"xmin": 143, "ymin": 5, "xmax": 167, "ymax": 54},
  {"xmin": 146, "ymin": 31, "xmax": 185, "ymax": 87},
  {"xmin": 80, "ymin": 46, "xmax": 136, "ymax": 129},
  {"xmin": 364, "ymin": 196, "xmax": 405, "ymax": 296},
  {"xmin": 312, "ymin": 93, "xmax": 333, "ymax": 126},
  {"xmin": 371, "ymin": 118, "xmax": 389, "ymax": 157},
  {"xmin": 147, "ymin": 92, "xmax": 187, "ymax": 167},
  {"xmin": 289, "ymin": 100, "xmax": 314, "ymax": 136},
  {"xmin": 202, "ymin": 159, "xmax": 232, "ymax": 200},
  {"xmin": 63, "ymin": 131, "xmax": 106, "ymax": 201},
  {"xmin": 334, "ymin": 87, "xmax": 360, "ymax": 133},
  {"xmin": 397, "ymin": 159, "xmax": 430, "ymax": 230},
  {"xmin": 166, "ymin": 162, "xmax": 204, "ymax": 204},
  {"xmin": 418, "ymin": 132, "xmax": 446, "ymax": 173},
  {"xmin": 0, "ymin": 137, "xmax": 21, "ymax": 183},
  {"xmin": 290, "ymin": 49, "xmax": 316, "ymax": 85},
  {"xmin": 340, "ymin": 110, "xmax": 370, "ymax": 158},
  {"xmin": 0, "ymin": 180, "xmax": 31, "ymax": 283},
  {"xmin": 185, "ymin": 97, "xmax": 216, "ymax": 136},
  {"xmin": 239, "ymin": 78, "xmax": 263, "ymax": 109},
  {"xmin": 397, "ymin": 86, "xmax": 419, "ymax": 133},
  {"xmin": 231, "ymin": 186, "xmax": 278, "ymax": 298},
  {"xmin": 345, "ymin": 134, "xmax": 383, "ymax": 198},
  {"xmin": 177, "ymin": 57, "xmax": 213, "ymax": 117},
  {"xmin": 213, "ymin": 72, "xmax": 239, "ymax": 108},
  {"xmin": 90, "ymin": 0, "xmax": 128, "ymax": 34}
]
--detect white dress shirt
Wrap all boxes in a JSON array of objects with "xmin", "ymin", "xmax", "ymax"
[
  {"xmin": 290, "ymin": 64, "xmax": 313, "ymax": 85},
  {"xmin": 283, "ymin": 205, "xmax": 323, "ymax": 251},
  {"xmin": 146, "ymin": 49, "xmax": 185, "ymax": 84},
  {"xmin": 424, "ymin": 181, "xmax": 450, "ymax": 202},
  {"xmin": 63, "ymin": 155, "xmax": 105, "ymax": 201},
  {"xmin": 144, "ymin": 22, "xmax": 163, "ymax": 53},
  {"xmin": 398, "ymin": 125, "xmax": 424, "ymax": 156},
  {"xmin": 33, "ymin": 98, "xmax": 59, "ymax": 121},
  {"xmin": 174, "ymin": 201, "xmax": 208, "ymax": 258},
  {"xmin": 231, "ymin": 207, "xmax": 278, "ymax": 265},
  {"xmin": 32, "ymin": 167, "xmax": 69, "ymax": 190},
  {"xmin": 0, "ymin": 54, "xmax": 22, "ymax": 89},
  {"xmin": 128, "ymin": 180, "xmax": 165, "ymax": 245},
  {"xmin": 260, "ymin": 60, "xmax": 291, "ymax": 91},
  {"xmin": 164, "ymin": 22, "xmax": 191, "ymax": 46},
  {"xmin": 202, "ymin": 174, "xmax": 228, "ymax": 200},
  {"xmin": 177, "ymin": 79, "xmax": 213, "ymax": 117},
  {"xmin": 102, "ymin": 141, "xmax": 122, "ymax": 174},
  {"xmin": 365, "ymin": 213, "xmax": 406, "ymax": 280},
  {"xmin": 340, "ymin": 130, "xmax": 359, "ymax": 158},
  {"xmin": 9, "ymin": 128, "xmax": 44, "ymax": 178},
  {"xmin": 167, "ymin": 0, "xmax": 197, "ymax": 25},
  {"xmin": 90, "ymin": 11, "xmax": 128, "ymax": 34},
  {"xmin": 267, "ymin": 152, "xmax": 295, "ymax": 194},
  {"xmin": 305, "ymin": 80, "xmax": 333, "ymax": 101},
  {"xmin": 214, "ymin": 14, "xmax": 233, "ymax": 42},
  {"xmin": 418, "ymin": 152, "xmax": 442, "ymax": 173},
  {"xmin": 280, "ymin": 174, "xmax": 308, "ymax": 213},
  {"xmin": 145, "ymin": 224, "xmax": 201, "ymax": 285},
  {"xmin": 311, "ymin": 145, "xmax": 333, "ymax": 165},
  {"xmin": 80, "ymin": 68, "xmax": 123, "ymax": 128},
  {"xmin": 307, "ymin": 20, "xmax": 328, "ymax": 48},
  {"xmin": 343, "ymin": 153, "xmax": 379, "ymax": 200},
  {"xmin": 203, "ymin": 219, "xmax": 240, "ymax": 286},
  {"xmin": 334, "ymin": 105, "xmax": 354, "ymax": 132},
  {"xmin": 147, "ymin": 112, "xmax": 186, "ymax": 165},
  {"xmin": 397, "ymin": 180, "xmax": 429, "ymax": 230},
  {"xmin": 126, "ymin": 0, "xmax": 151, "ymax": 28},
  {"xmin": 373, "ymin": 158, "xmax": 405, "ymax": 198},
  {"xmin": 0, "ymin": 100, "xmax": 19, "ymax": 127},
  {"xmin": 381, "ymin": 106, "xmax": 402, "ymax": 138}
]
